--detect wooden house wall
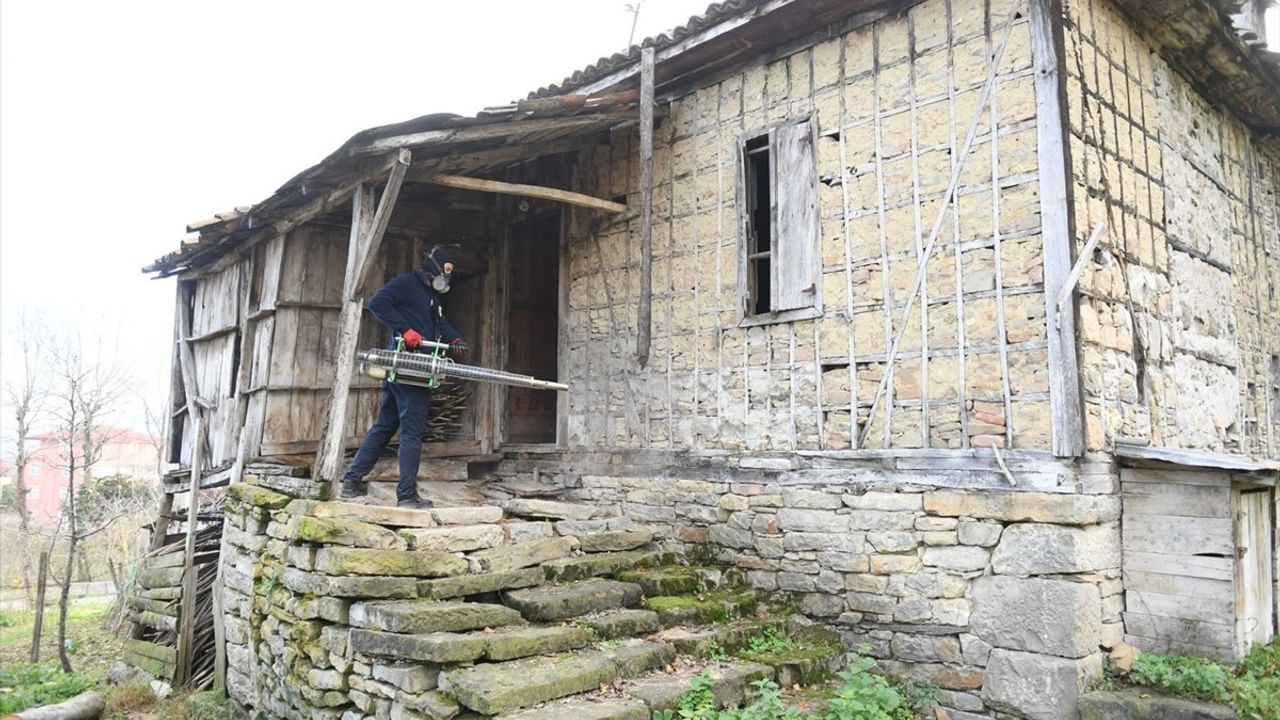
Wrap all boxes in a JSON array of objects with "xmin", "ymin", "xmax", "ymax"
[
  {"xmin": 1066, "ymin": 0, "xmax": 1280, "ymax": 458},
  {"xmin": 178, "ymin": 260, "xmax": 245, "ymax": 468},
  {"xmin": 565, "ymin": 0, "xmax": 1052, "ymax": 452}
]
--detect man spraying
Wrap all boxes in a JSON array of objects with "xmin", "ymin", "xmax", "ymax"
[{"xmin": 340, "ymin": 245, "xmax": 468, "ymax": 508}]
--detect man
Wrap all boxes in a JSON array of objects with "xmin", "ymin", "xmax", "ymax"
[{"xmin": 340, "ymin": 245, "xmax": 468, "ymax": 508}]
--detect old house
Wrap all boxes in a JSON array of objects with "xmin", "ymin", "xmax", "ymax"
[{"xmin": 138, "ymin": 0, "xmax": 1279, "ymax": 717}]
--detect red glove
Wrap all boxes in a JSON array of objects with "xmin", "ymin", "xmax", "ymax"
[
  {"xmin": 402, "ymin": 329, "xmax": 424, "ymax": 349},
  {"xmin": 449, "ymin": 338, "xmax": 468, "ymax": 359}
]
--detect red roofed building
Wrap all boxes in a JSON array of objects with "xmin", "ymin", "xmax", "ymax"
[{"xmin": 19, "ymin": 428, "xmax": 160, "ymax": 526}]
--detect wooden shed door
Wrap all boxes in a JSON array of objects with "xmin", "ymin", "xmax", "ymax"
[
  {"xmin": 1237, "ymin": 488, "xmax": 1276, "ymax": 654},
  {"xmin": 502, "ymin": 215, "xmax": 560, "ymax": 444}
]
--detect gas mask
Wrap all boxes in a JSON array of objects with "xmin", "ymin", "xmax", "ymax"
[{"xmin": 421, "ymin": 245, "xmax": 454, "ymax": 294}]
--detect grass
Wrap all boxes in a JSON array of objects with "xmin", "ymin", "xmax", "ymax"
[{"xmin": 0, "ymin": 599, "xmax": 122, "ymax": 679}]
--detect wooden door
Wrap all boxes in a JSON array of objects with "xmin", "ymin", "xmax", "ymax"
[
  {"xmin": 1236, "ymin": 487, "xmax": 1276, "ymax": 656},
  {"xmin": 501, "ymin": 214, "xmax": 560, "ymax": 445}
]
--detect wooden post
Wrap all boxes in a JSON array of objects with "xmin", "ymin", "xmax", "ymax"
[
  {"xmin": 174, "ymin": 413, "xmax": 203, "ymax": 686},
  {"xmin": 316, "ymin": 150, "xmax": 409, "ymax": 491},
  {"xmin": 29, "ymin": 550, "xmax": 48, "ymax": 662},
  {"xmin": 419, "ymin": 173, "xmax": 626, "ymax": 214},
  {"xmin": 637, "ymin": 47, "xmax": 656, "ymax": 367}
]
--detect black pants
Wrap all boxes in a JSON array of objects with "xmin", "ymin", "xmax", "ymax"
[{"xmin": 342, "ymin": 381, "xmax": 431, "ymax": 502}]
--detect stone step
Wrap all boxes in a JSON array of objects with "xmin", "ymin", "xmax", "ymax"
[
  {"xmin": 644, "ymin": 588, "xmax": 760, "ymax": 628},
  {"xmin": 417, "ymin": 567, "xmax": 544, "ymax": 600},
  {"xmin": 399, "ymin": 524, "xmax": 506, "ymax": 552},
  {"xmin": 736, "ymin": 625, "xmax": 848, "ymax": 687},
  {"xmin": 615, "ymin": 566, "xmax": 707, "ymax": 597},
  {"xmin": 503, "ymin": 579, "xmax": 643, "ymax": 622},
  {"xmin": 579, "ymin": 609, "xmax": 660, "ymax": 640},
  {"xmin": 432, "ymin": 506, "xmax": 505, "ymax": 525},
  {"xmin": 499, "ymin": 498, "xmax": 614, "ymax": 521},
  {"xmin": 622, "ymin": 660, "xmax": 775, "ymax": 714},
  {"xmin": 654, "ymin": 619, "xmax": 784, "ymax": 657},
  {"xmin": 287, "ymin": 499, "xmax": 437, "ymax": 528},
  {"xmin": 350, "ymin": 600, "xmax": 524, "ymax": 634},
  {"xmin": 494, "ymin": 696, "xmax": 649, "ymax": 720},
  {"xmin": 470, "ymin": 537, "xmax": 579, "ymax": 573},
  {"xmin": 351, "ymin": 624, "xmax": 588, "ymax": 665},
  {"xmin": 542, "ymin": 551, "xmax": 672, "ymax": 583},
  {"xmin": 575, "ymin": 530, "xmax": 654, "ymax": 553},
  {"xmin": 440, "ymin": 641, "xmax": 673, "ymax": 715}
]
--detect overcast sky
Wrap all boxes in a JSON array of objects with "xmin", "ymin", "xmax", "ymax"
[{"xmin": 0, "ymin": 0, "xmax": 710, "ymax": 436}]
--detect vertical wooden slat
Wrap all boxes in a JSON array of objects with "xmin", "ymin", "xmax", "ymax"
[
  {"xmin": 772, "ymin": 119, "xmax": 821, "ymax": 313},
  {"xmin": 174, "ymin": 413, "xmax": 202, "ymax": 686},
  {"xmin": 1030, "ymin": 0, "xmax": 1084, "ymax": 456},
  {"xmin": 637, "ymin": 47, "xmax": 656, "ymax": 367},
  {"xmin": 987, "ymin": 4, "xmax": 1015, "ymax": 448},
  {"xmin": 948, "ymin": 0, "xmax": 970, "ymax": 449}
]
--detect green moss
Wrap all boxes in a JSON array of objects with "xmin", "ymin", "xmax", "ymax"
[{"xmin": 645, "ymin": 589, "xmax": 758, "ymax": 627}]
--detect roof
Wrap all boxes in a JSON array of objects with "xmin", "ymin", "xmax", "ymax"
[{"xmin": 147, "ymin": 0, "xmax": 1280, "ymax": 276}]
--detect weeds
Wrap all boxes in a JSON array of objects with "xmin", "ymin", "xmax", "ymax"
[
  {"xmin": 652, "ymin": 648, "xmax": 929, "ymax": 720},
  {"xmin": 1126, "ymin": 638, "xmax": 1280, "ymax": 720},
  {"xmin": 745, "ymin": 628, "xmax": 796, "ymax": 656},
  {"xmin": 0, "ymin": 662, "xmax": 98, "ymax": 715}
]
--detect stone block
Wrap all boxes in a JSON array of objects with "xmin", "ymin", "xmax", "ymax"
[
  {"xmin": 485, "ymin": 626, "xmax": 590, "ymax": 661},
  {"xmin": 1076, "ymin": 689, "xmax": 1237, "ymax": 720},
  {"xmin": 470, "ymin": 537, "xmax": 578, "ymax": 572},
  {"xmin": 577, "ymin": 529, "xmax": 654, "ymax": 552},
  {"xmin": 781, "ymin": 489, "xmax": 843, "ymax": 509},
  {"xmin": 501, "ymin": 498, "xmax": 606, "ymax": 520},
  {"xmin": 432, "ymin": 506, "xmax": 503, "ymax": 525},
  {"xmin": 867, "ymin": 531, "xmax": 917, "ymax": 553},
  {"xmin": 957, "ymin": 520, "xmax": 1003, "ymax": 547},
  {"xmin": 293, "ymin": 516, "xmax": 408, "ymax": 550},
  {"xmin": 289, "ymin": 500, "xmax": 437, "ymax": 528},
  {"xmin": 607, "ymin": 640, "xmax": 675, "ymax": 676},
  {"xmin": 708, "ymin": 524, "xmax": 754, "ymax": 548},
  {"xmin": 542, "ymin": 551, "xmax": 669, "ymax": 582},
  {"xmin": 842, "ymin": 492, "xmax": 923, "ymax": 511},
  {"xmin": 846, "ymin": 591, "xmax": 896, "ymax": 615},
  {"xmin": 503, "ymin": 579, "xmax": 642, "ymax": 621},
  {"xmin": 783, "ymin": 532, "xmax": 866, "ymax": 553},
  {"xmin": 582, "ymin": 609, "xmax": 661, "ymax": 639},
  {"xmin": 982, "ymin": 649, "xmax": 1103, "ymax": 720},
  {"xmin": 439, "ymin": 650, "xmax": 618, "ymax": 715},
  {"xmin": 315, "ymin": 548, "xmax": 468, "ymax": 577},
  {"xmin": 971, "ymin": 576, "xmax": 1101, "ymax": 657},
  {"xmin": 920, "ymin": 546, "xmax": 989, "ymax": 572},
  {"xmin": 991, "ymin": 523, "xmax": 1120, "ymax": 575},
  {"xmin": 776, "ymin": 509, "xmax": 848, "ymax": 533},
  {"xmin": 349, "ymin": 600, "xmax": 523, "ymax": 633},
  {"xmin": 398, "ymin": 525, "xmax": 504, "ymax": 552},
  {"xmin": 417, "ymin": 567, "xmax": 544, "ymax": 600},
  {"xmin": 891, "ymin": 633, "xmax": 962, "ymax": 663},
  {"xmin": 372, "ymin": 662, "xmax": 439, "ymax": 693},
  {"xmin": 227, "ymin": 483, "xmax": 293, "ymax": 509},
  {"xmin": 924, "ymin": 490, "xmax": 1120, "ymax": 525},
  {"xmin": 281, "ymin": 568, "xmax": 418, "ymax": 599},
  {"xmin": 350, "ymin": 629, "xmax": 487, "ymax": 663},
  {"xmin": 496, "ymin": 697, "xmax": 649, "ymax": 720}
]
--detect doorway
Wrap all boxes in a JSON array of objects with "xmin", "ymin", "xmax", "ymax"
[{"xmin": 501, "ymin": 213, "xmax": 560, "ymax": 445}]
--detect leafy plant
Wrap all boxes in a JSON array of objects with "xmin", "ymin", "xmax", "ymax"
[
  {"xmin": 654, "ymin": 672, "xmax": 718, "ymax": 720},
  {"xmin": 1131, "ymin": 652, "xmax": 1234, "ymax": 704},
  {"xmin": 0, "ymin": 611, "xmax": 13, "ymax": 628},
  {"xmin": 824, "ymin": 651, "xmax": 903, "ymax": 720},
  {"xmin": 745, "ymin": 628, "xmax": 796, "ymax": 656},
  {"xmin": 708, "ymin": 642, "xmax": 729, "ymax": 662}
]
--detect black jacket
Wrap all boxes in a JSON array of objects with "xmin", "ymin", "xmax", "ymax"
[{"xmin": 368, "ymin": 271, "xmax": 461, "ymax": 347}]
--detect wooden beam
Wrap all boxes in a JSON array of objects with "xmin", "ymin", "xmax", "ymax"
[
  {"xmin": 355, "ymin": 149, "xmax": 412, "ymax": 294},
  {"xmin": 407, "ymin": 133, "xmax": 608, "ymax": 176},
  {"xmin": 421, "ymin": 173, "xmax": 626, "ymax": 214},
  {"xmin": 637, "ymin": 47, "xmax": 655, "ymax": 367},
  {"xmin": 174, "ymin": 412, "xmax": 202, "ymax": 687},
  {"xmin": 351, "ymin": 113, "xmax": 631, "ymax": 156},
  {"xmin": 315, "ymin": 180, "xmax": 377, "ymax": 488},
  {"xmin": 175, "ymin": 282, "xmax": 210, "ymax": 464},
  {"xmin": 1031, "ymin": 0, "xmax": 1085, "ymax": 457}
]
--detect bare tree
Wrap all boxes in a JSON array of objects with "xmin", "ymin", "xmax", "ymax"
[
  {"xmin": 4, "ymin": 309, "xmax": 49, "ymax": 532},
  {"xmin": 46, "ymin": 330, "xmax": 130, "ymax": 673}
]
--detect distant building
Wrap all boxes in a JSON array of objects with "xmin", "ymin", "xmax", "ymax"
[{"xmin": 20, "ymin": 428, "xmax": 160, "ymax": 526}]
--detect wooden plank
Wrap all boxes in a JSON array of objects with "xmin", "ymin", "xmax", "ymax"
[
  {"xmin": 1115, "ymin": 444, "xmax": 1280, "ymax": 472},
  {"xmin": 1126, "ymin": 589, "xmax": 1234, "ymax": 624},
  {"xmin": 771, "ymin": 117, "xmax": 820, "ymax": 312},
  {"xmin": 1235, "ymin": 488, "xmax": 1275, "ymax": 654},
  {"xmin": 421, "ymin": 174, "xmax": 626, "ymax": 214},
  {"xmin": 1123, "ymin": 570, "xmax": 1234, "ymax": 602},
  {"xmin": 1030, "ymin": 0, "xmax": 1084, "ymax": 457},
  {"xmin": 636, "ymin": 46, "xmax": 655, "ymax": 367},
  {"xmin": 176, "ymin": 283, "xmax": 211, "ymax": 463},
  {"xmin": 126, "ymin": 639, "xmax": 177, "ymax": 664},
  {"xmin": 1122, "ymin": 515, "xmax": 1234, "ymax": 556},
  {"xmin": 1124, "ymin": 481, "xmax": 1231, "ymax": 518},
  {"xmin": 1122, "ymin": 612, "xmax": 1235, "ymax": 650},
  {"xmin": 125, "ymin": 648, "xmax": 176, "ymax": 679},
  {"xmin": 1122, "ymin": 467, "xmax": 1237, "ymax": 487}
]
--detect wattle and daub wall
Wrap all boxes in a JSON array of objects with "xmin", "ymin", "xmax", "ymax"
[{"xmin": 562, "ymin": 0, "xmax": 1279, "ymax": 458}]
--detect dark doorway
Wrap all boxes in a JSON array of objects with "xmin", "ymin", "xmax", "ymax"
[{"xmin": 503, "ymin": 214, "xmax": 560, "ymax": 444}]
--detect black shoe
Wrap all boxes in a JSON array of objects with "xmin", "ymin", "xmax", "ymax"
[
  {"xmin": 396, "ymin": 496, "xmax": 433, "ymax": 510},
  {"xmin": 339, "ymin": 482, "xmax": 367, "ymax": 499}
]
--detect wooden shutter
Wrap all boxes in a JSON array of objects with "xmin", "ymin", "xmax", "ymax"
[{"xmin": 770, "ymin": 119, "xmax": 820, "ymax": 312}]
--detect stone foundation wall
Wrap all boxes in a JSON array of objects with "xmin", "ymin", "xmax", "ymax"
[{"xmin": 558, "ymin": 465, "xmax": 1120, "ymax": 720}]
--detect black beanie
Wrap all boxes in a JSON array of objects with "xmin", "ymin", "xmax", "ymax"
[{"xmin": 423, "ymin": 245, "xmax": 455, "ymax": 273}]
